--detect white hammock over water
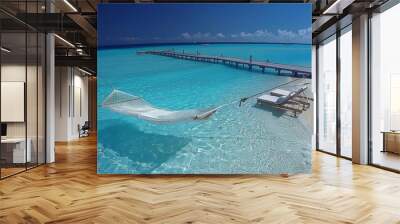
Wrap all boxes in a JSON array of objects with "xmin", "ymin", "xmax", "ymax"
[{"xmin": 102, "ymin": 90, "xmax": 218, "ymax": 123}]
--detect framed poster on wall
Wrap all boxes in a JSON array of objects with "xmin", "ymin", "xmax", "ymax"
[
  {"xmin": 97, "ymin": 3, "xmax": 312, "ymax": 174},
  {"xmin": 1, "ymin": 82, "xmax": 25, "ymax": 122}
]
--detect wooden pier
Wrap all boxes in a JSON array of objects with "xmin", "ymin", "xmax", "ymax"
[{"xmin": 137, "ymin": 50, "xmax": 311, "ymax": 78}]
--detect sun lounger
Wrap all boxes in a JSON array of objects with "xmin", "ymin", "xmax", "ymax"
[
  {"xmin": 256, "ymin": 93, "xmax": 303, "ymax": 117},
  {"xmin": 270, "ymin": 88, "xmax": 292, "ymax": 97},
  {"xmin": 271, "ymin": 86, "xmax": 307, "ymax": 98},
  {"xmin": 270, "ymin": 86, "xmax": 311, "ymax": 109},
  {"xmin": 257, "ymin": 94, "xmax": 289, "ymax": 105}
]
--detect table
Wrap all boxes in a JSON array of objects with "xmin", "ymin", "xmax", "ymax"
[
  {"xmin": 381, "ymin": 131, "xmax": 400, "ymax": 154},
  {"xmin": 1, "ymin": 138, "xmax": 31, "ymax": 163}
]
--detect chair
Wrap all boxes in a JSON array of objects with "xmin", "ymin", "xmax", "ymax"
[{"xmin": 78, "ymin": 121, "xmax": 90, "ymax": 138}]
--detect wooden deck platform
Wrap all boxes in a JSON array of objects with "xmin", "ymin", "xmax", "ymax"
[{"xmin": 137, "ymin": 50, "xmax": 311, "ymax": 78}]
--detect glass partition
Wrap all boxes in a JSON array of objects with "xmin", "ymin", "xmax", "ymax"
[
  {"xmin": 339, "ymin": 26, "xmax": 352, "ymax": 158},
  {"xmin": 370, "ymin": 3, "xmax": 400, "ymax": 171},
  {"xmin": 317, "ymin": 35, "xmax": 337, "ymax": 154},
  {"xmin": 0, "ymin": 1, "xmax": 46, "ymax": 179},
  {"xmin": 1, "ymin": 30, "xmax": 28, "ymax": 177}
]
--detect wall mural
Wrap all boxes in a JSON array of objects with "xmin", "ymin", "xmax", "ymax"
[{"xmin": 97, "ymin": 3, "xmax": 312, "ymax": 174}]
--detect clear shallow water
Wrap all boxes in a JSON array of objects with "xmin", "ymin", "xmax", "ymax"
[{"xmin": 97, "ymin": 43, "xmax": 312, "ymax": 174}]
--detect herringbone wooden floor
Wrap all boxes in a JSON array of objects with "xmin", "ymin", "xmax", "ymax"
[{"xmin": 1, "ymin": 135, "xmax": 400, "ymax": 224}]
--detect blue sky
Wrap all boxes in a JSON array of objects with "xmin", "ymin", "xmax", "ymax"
[{"xmin": 98, "ymin": 4, "xmax": 311, "ymax": 47}]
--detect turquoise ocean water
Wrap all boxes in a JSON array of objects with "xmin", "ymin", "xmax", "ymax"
[{"xmin": 97, "ymin": 43, "xmax": 312, "ymax": 174}]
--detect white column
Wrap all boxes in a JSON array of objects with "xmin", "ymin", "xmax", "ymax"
[
  {"xmin": 46, "ymin": 33, "xmax": 55, "ymax": 163},
  {"xmin": 352, "ymin": 14, "xmax": 369, "ymax": 164},
  {"xmin": 45, "ymin": 1, "xmax": 55, "ymax": 163}
]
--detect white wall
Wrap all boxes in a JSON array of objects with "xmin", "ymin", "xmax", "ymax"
[
  {"xmin": 55, "ymin": 66, "xmax": 70, "ymax": 141},
  {"xmin": 55, "ymin": 67, "xmax": 89, "ymax": 141},
  {"xmin": 1, "ymin": 64, "xmax": 26, "ymax": 139},
  {"xmin": 71, "ymin": 73, "xmax": 89, "ymax": 138},
  {"xmin": 1, "ymin": 64, "xmax": 41, "ymax": 137},
  {"xmin": 1, "ymin": 64, "xmax": 25, "ymax": 81}
]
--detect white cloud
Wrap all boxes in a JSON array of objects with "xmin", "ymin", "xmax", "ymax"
[
  {"xmin": 297, "ymin": 27, "xmax": 311, "ymax": 36},
  {"xmin": 193, "ymin": 32, "xmax": 210, "ymax": 39},
  {"xmin": 254, "ymin": 29, "xmax": 273, "ymax": 37},
  {"xmin": 181, "ymin": 32, "xmax": 191, "ymax": 39},
  {"xmin": 240, "ymin": 32, "xmax": 251, "ymax": 38},
  {"xmin": 216, "ymin": 33, "xmax": 225, "ymax": 38},
  {"xmin": 277, "ymin": 29, "xmax": 296, "ymax": 39},
  {"xmin": 181, "ymin": 32, "xmax": 226, "ymax": 41},
  {"xmin": 231, "ymin": 29, "xmax": 275, "ymax": 40},
  {"xmin": 230, "ymin": 27, "xmax": 311, "ymax": 43},
  {"xmin": 179, "ymin": 28, "xmax": 311, "ymax": 43},
  {"xmin": 296, "ymin": 27, "xmax": 312, "ymax": 41}
]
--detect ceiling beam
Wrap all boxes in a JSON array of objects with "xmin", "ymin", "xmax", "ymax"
[
  {"xmin": 55, "ymin": 55, "xmax": 96, "ymax": 72},
  {"xmin": 322, "ymin": 0, "xmax": 356, "ymax": 14},
  {"xmin": 67, "ymin": 13, "xmax": 97, "ymax": 46}
]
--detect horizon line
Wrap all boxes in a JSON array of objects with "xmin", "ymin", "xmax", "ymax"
[{"xmin": 98, "ymin": 41, "xmax": 312, "ymax": 50}]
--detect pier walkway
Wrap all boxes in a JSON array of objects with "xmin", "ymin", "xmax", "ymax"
[{"xmin": 137, "ymin": 50, "xmax": 311, "ymax": 78}]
